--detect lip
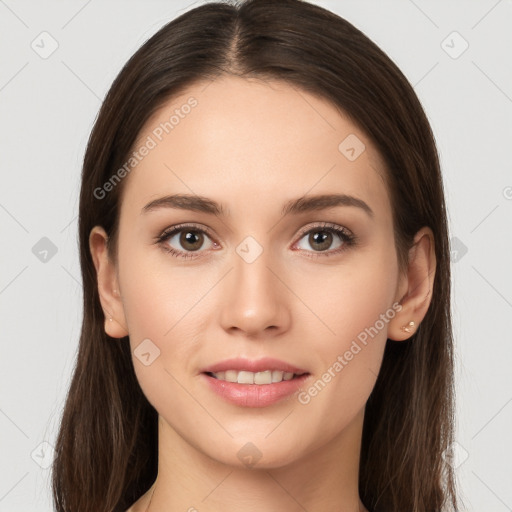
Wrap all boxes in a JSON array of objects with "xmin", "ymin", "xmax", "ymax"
[
  {"xmin": 201, "ymin": 357, "xmax": 308, "ymax": 374},
  {"xmin": 201, "ymin": 372, "xmax": 310, "ymax": 408}
]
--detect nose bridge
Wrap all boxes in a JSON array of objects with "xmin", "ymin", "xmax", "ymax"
[{"xmin": 219, "ymin": 238, "xmax": 289, "ymax": 335}]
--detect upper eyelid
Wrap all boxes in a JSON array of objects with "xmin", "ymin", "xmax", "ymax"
[
  {"xmin": 159, "ymin": 222, "xmax": 216, "ymax": 241},
  {"xmin": 295, "ymin": 221, "xmax": 352, "ymax": 237}
]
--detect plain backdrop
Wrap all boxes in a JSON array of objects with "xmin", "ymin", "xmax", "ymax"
[{"xmin": 1, "ymin": 0, "xmax": 511, "ymax": 510}]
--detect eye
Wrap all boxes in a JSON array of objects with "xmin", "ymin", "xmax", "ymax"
[
  {"xmin": 156, "ymin": 223, "xmax": 219, "ymax": 259},
  {"xmin": 155, "ymin": 222, "xmax": 357, "ymax": 260},
  {"xmin": 293, "ymin": 222, "xmax": 356, "ymax": 258}
]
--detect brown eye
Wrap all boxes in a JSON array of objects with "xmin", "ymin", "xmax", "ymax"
[
  {"xmin": 157, "ymin": 224, "xmax": 218, "ymax": 259},
  {"xmin": 179, "ymin": 230, "xmax": 205, "ymax": 251},
  {"xmin": 296, "ymin": 227, "xmax": 344, "ymax": 253},
  {"xmin": 294, "ymin": 223, "xmax": 356, "ymax": 258},
  {"xmin": 307, "ymin": 230, "xmax": 333, "ymax": 252}
]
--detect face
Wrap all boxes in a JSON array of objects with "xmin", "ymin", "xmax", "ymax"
[{"xmin": 98, "ymin": 75, "xmax": 411, "ymax": 468}]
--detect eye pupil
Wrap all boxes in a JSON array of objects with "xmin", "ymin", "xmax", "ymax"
[
  {"xmin": 181, "ymin": 231, "xmax": 203, "ymax": 251},
  {"xmin": 310, "ymin": 231, "xmax": 332, "ymax": 251}
]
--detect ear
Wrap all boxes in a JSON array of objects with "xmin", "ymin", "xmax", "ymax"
[
  {"xmin": 89, "ymin": 226, "xmax": 128, "ymax": 339},
  {"xmin": 388, "ymin": 227, "xmax": 436, "ymax": 341}
]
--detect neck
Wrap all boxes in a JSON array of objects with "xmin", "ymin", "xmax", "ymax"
[{"xmin": 144, "ymin": 409, "xmax": 368, "ymax": 512}]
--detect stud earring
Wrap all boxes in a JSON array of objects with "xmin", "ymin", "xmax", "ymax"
[
  {"xmin": 400, "ymin": 321, "xmax": 415, "ymax": 333},
  {"xmin": 109, "ymin": 317, "xmax": 113, "ymax": 322}
]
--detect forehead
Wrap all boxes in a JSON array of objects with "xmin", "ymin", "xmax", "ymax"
[{"xmin": 123, "ymin": 75, "xmax": 390, "ymax": 221}]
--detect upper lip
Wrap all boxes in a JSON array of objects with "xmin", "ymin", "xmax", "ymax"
[{"xmin": 201, "ymin": 357, "xmax": 308, "ymax": 375}]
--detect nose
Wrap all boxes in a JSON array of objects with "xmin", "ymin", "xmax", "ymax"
[{"xmin": 219, "ymin": 248, "xmax": 291, "ymax": 338}]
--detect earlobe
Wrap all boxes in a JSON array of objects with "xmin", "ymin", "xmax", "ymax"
[
  {"xmin": 388, "ymin": 227, "xmax": 436, "ymax": 341},
  {"xmin": 89, "ymin": 226, "xmax": 129, "ymax": 339}
]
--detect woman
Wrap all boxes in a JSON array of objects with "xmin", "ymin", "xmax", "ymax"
[{"xmin": 51, "ymin": 0, "xmax": 460, "ymax": 510}]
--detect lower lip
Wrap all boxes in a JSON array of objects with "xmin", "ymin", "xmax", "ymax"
[{"xmin": 201, "ymin": 372, "xmax": 310, "ymax": 407}]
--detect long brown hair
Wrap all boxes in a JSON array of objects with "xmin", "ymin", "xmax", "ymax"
[{"xmin": 51, "ymin": 1, "xmax": 459, "ymax": 510}]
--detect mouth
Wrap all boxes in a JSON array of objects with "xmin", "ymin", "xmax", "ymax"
[
  {"xmin": 201, "ymin": 360, "xmax": 311, "ymax": 407},
  {"xmin": 204, "ymin": 370, "xmax": 309, "ymax": 385}
]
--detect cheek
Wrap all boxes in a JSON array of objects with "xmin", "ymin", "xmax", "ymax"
[
  {"xmin": 293, "ymin": 251, "xmax": 398, "ymax": 440},
  {"xmin": 298, "ymin": 240, "xmax": 398, "ymax": 346},
  {"xmin": 117, "ymin": 248, "xmax": 209, "ymax": 410},
  {"xmin": 119, "ymin": 245, "xmax": 199, "ymax": 336}
]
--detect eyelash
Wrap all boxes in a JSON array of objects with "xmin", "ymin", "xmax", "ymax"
[{"xmin": 154, "ymin": 222, "xmax": 357, "ymax": 260}]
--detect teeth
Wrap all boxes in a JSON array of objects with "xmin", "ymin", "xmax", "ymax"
[
  {"xmin": 272, "ymin": 370, "xmax": 283, "ymax": 383},
  {"xmin": 238, "ymin": 371, "xmax": 255, "ymax": 384},
  {"xmin": 210, "ymin": 370, "xmax": 299, "ymax": 384},
  {"xmin": 225, "ymin": 370, "xmax": 238, "ymax": 383}
]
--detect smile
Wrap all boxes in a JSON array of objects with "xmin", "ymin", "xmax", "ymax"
[{"xmin": 207, "ymin": 370, "xmax": 305, "ymax": 384}]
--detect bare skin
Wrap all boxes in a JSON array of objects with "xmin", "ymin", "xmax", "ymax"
[{"xmin": 90, "ymin": 76, "xmax": 435, "ymax": 512}]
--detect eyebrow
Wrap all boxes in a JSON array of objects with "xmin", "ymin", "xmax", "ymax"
[{"xmin": 141, "ymin": 193, "xmax": 374, "ymax": 218}]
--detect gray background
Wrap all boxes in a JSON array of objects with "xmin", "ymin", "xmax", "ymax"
[{"xmin": 1, "ymin": 0, "xmax": 511, "ymax": 510}]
